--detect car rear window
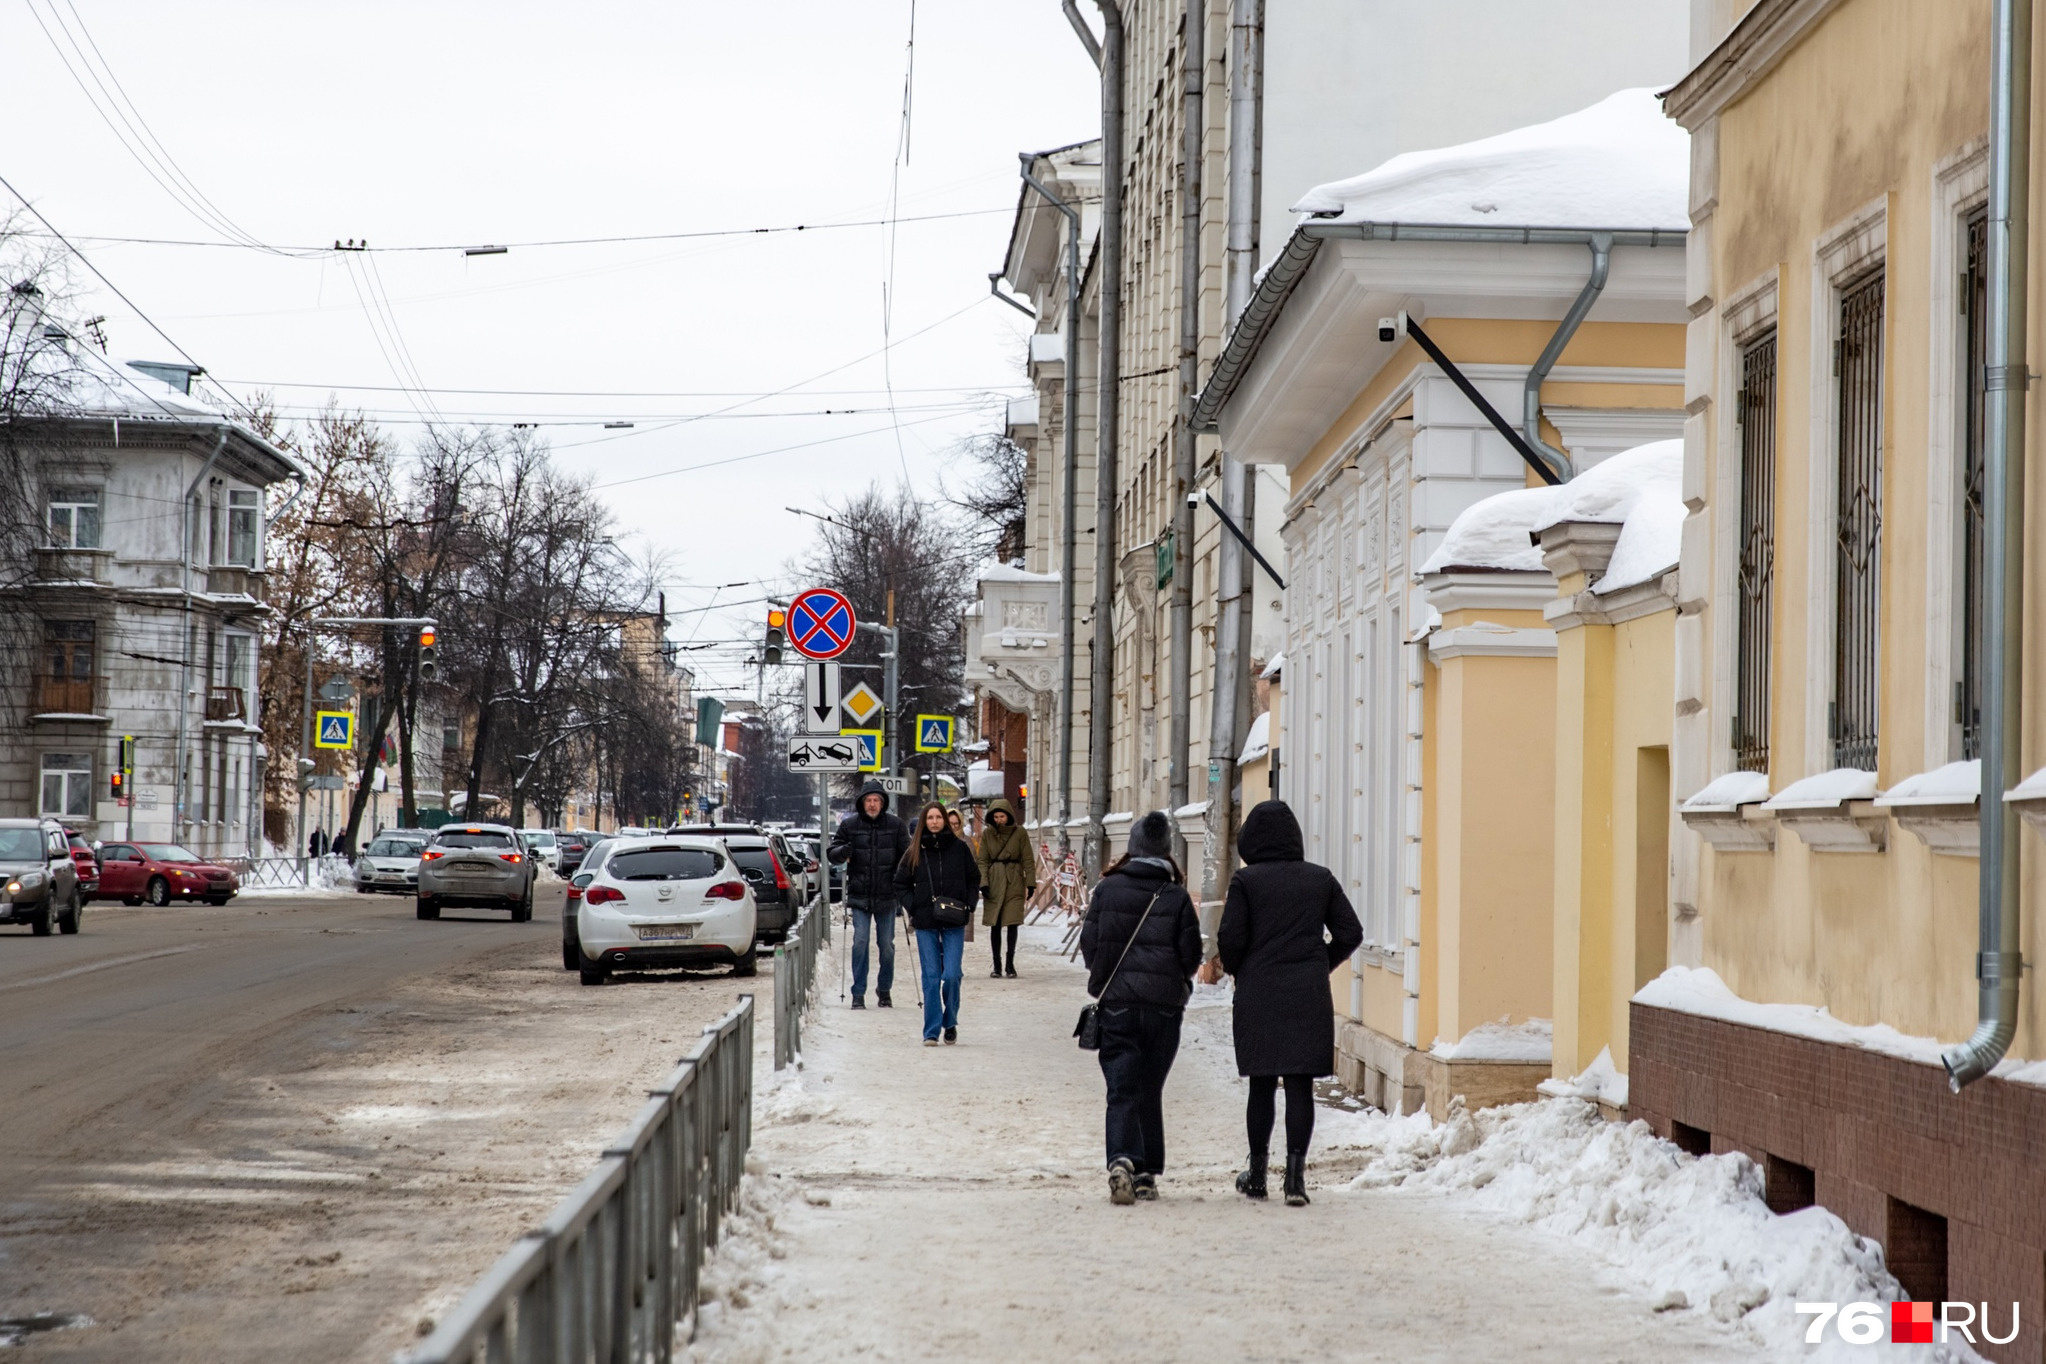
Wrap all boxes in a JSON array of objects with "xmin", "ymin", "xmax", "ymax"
[
  {"xmin": 434, "ymin": 831, "xmax": 514, "ymax": 849},
  {"xmin": 608, "ymin": 848, "xmax": 722, "ymax": 881},
  {"xmin": 730, "ymin": 849, "xmax": 777, "ymax": 879}
]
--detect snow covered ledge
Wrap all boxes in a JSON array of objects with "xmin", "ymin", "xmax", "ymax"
[
  {"xmin": 1873, "ymin": 758, "xmax": 1980, "ymax": 857},
  {"xmin": 1759, "ymin": 768, "xmax": 1885, "ymax": 853},
  {"xmin": 2001, "ymin": 764, "xmax": 2046, "ymax": 844},
  {"xmin": 1677, "ymin": 769, "xmax": 1774, "ymax": 852}
]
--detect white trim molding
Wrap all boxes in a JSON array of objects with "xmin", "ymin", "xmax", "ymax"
[{"xmin": 1427, "ymin": 621, "xmax": 1559, "ymax": 663}]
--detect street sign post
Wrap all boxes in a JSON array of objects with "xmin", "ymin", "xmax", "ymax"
[
  {"xmin": 786, "ymin": 735, "xmax": 860, "ymax": 773},
  {"xmin": 844, "ymin": 729, "xmax": 883, "ymax": 772},
  {"xmin": 788, "ymin": 587, "xmax": 857, "ymax": 660},
  {"xmin": 801, "ymin": 661, "xmax": 842, "ymax": 734},
  {"xmin": 914, "ymin": 715, "xmax": 956, "ymax": 753},
  {"xmin": 313, "ymin": 711, "xmax": 354, "ymax": 750},
  {"xmin": 841, "ymin": 680, "xmax": 883, "ymax": 727}
]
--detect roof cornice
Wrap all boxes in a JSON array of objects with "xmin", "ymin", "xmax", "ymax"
[{"xmin": 1661, "ymin": 0, "xmax": 1848, "ymax": 129}]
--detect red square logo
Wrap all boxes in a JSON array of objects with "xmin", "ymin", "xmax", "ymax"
[{"xmin": 1892, "ymin": 1300, "xmax": 1934, "ymax": 1344}]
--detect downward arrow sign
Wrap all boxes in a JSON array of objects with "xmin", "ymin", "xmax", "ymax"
[{"xmin": 802, "ymin": 661, "xmax": 841, "ymax": 734}]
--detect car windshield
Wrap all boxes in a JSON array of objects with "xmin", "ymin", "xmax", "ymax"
[
  {"xmin": 608, "ymin": 848, "xmax": 722, "ymax": 881},
  {"xmin": 0, "ymin": 830, "xmax": 43, "ymax": 861},
  {"xmin": 434, "ymin": 831, "xmax": 513, "ymax": 849},
  {"xmin": 366, "ymin": 839, "xmax": 423, "ymax": 857},
  {"xmin": 522, "ymin": 831, "xmax": 556, "ymax": 846},
  {"xmin": 140, "ymin": 844, "xmax": 200, "ymax": 862}
]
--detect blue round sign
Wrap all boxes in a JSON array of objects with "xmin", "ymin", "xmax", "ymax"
[{"xmin": 788, "ymin": 587, "xmax": 856, "ymax": 660}]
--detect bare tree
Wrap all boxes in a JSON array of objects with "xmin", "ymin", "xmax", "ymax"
[{"xmin": 947, "ymin": 431, "xmax": 1029, "ymax": 564}]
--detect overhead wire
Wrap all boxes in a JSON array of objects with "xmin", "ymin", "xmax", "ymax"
[{"xmin": 880, "ymin": 0, "xmax": 918, "ymax": 487}]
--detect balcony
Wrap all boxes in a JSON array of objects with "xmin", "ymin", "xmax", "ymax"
[
  {"xmin": 205, "ymin": 685, "xmax": 248, "ymax": 722},
  {"xmin": 33, "ymin": 547, "xmax": 112, "ymax": 586},
  {"xmin": 205, "ymin": 564, "xmax": 265, "ymax": 599},
  {"xmin": 33, "ymin": 675, "xmax": 98, "ymax": 718}
]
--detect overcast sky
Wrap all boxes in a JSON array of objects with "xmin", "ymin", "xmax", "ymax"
[{"xmin": 5, "ymin": 1, "xmax": 1099, "ymax": 698}]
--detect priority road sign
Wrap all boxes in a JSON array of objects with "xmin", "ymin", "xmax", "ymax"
[
  {"xmin": 801, "ymin": 661, "xmax": 842, "ymax": 734},
  {"xmin": 843, "ymin": 729, "xmax": 883, "ymax": 772},
  {"xmin": 313, "ymin": 711, "xmax": 354, "ymax": 750},
  {"xmin": 788, "ymin": 587, "xmax": 856, "ymax": 660},
  {"xmin": 786, "ymin": 735, "xmax": 859, "ymax": 773},
  {"xmin": 841, "ymin": 680, "xmax": 883, "ymax": 726},
  {"xmin": 915, "ymin": 715, "xmax": 955, "ymax": 753}
]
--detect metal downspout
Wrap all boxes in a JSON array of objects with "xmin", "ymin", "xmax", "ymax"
[
  {"xmin": 1084, "ymin": 0, "xmax": 1123, "ymax": 879},
  {"xmin": 174, "ymin": 428, "xmax": 228, "ymax": 842},
  {"xmin": 1063, "ymin": 0, "xmax": 1102, "ymax": 66},
  {"xmin": 1522, "ymin": 232, "xmax": 1613, "ymax": 484},
  {"xmin": 1168, "ymin": 0, "xmax": 1203, "ymax": 821},
  {"xmin": 1946, "ymin": 0, "xmax": 2032, "ymax": 1091},
  {"xmin": 1018, "ymin": 156, "xmax": 1085, "ymax": 851}
]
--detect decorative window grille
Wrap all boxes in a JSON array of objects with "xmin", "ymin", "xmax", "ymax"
[
  {"xmin": 1732, "ymin": 332, "xmax": 1778, "ymax": 772},
  {"xmin": 1961, "ymin": 210, "xmax": 1989, "ymax": 759},
  {"xmin": 1832, "ymin": 270, "xmax": 1885, "ymax": 772}
]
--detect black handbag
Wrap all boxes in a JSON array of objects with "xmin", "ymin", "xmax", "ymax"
[
  {"xmin": 921, "ymin": 860, "xmax": 973, "ymax": 928},
  {"xmin": 1075, "ymin": 886, "xmax": 1165, "ymax": 1050}
]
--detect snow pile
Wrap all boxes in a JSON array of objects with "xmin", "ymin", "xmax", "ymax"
[
  {"xmin": 1538, "ymin": 1045, "xmax": 1629, "ymax": 1107},
  {"xmin": 1763, "ymin": 767, "xmax": 1881, "ymax": 809},
  {"xmin": 1432, "ymin": 1016, "xmax": 1553, "ymax": 1062},
  {"xmin": 1876, "ymin": 759, "xmax": 1982, "ymax": 806},
  {"xmin": 1636, "ymin": 967, "xmax": 1951, "ymax": 1070},
  {"xmin": 1683, "ymin": 769, "xmax": 1773, "ymax": 810},
  {"xmin": 681, "ymin": 1163, "xmax": 801, "ymax": 1364},
  {"xmin": 1332, "ymin": 1097, "xmax": 1981, "ymax": 1362},
  {"xmin": 1291, "ymin": 89, "xmax": 1689, "ymax": 231},
  {"xmin": 1421, "ymin": 439, "xmax": 1683, "ymax": 591},
  {"xmin": 1237, "ymin": 711, "xmax": 1271, "ymax": 766}
]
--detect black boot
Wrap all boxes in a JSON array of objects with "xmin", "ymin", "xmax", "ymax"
[
  {"xmin": 1283, "ymin": 1150, "xmax": 1309, "ymax": 1207},
  {"xmin": 1234, "ymin": 1148, "xmax": 1268, "ymax": 1199}
]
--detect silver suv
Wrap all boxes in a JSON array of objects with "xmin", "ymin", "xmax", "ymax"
[
  {"xmin": 416, "ymin": 823, "xmax": 539, "ymax": 922},
  {"xmin": 0, "ymin": 818, "xmax": 83, "ymax": 936}
]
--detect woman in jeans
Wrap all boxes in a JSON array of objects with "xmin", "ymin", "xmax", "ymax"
[
  {"xmin": 1218, "ymin": 800, "xmax": 1363, "ymax": 1207},
  {"xmin": 1080, "ymin": 811, "xmax": 1202, "ymax": 1205},
  {"xmin": 896, "ymin": 803, "xmax": 977, "ymax": 1046}
]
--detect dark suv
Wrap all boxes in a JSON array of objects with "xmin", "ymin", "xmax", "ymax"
[
  {"xmin": 666, "ymin": 824, "xmax": 802, "ymax": 941},
  {"xmin": 0, "ymin": 818, "xmax": 83, "ymax": 935},
  {"xmin": 553, "ymin": 829, "xmax": 594, "ymax": 875}
]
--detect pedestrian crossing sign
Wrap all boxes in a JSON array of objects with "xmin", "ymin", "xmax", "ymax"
[
  {"xmin": 844, "ymin": 729, "xmax": 883, "ymax": 772},
  {"xmin": 915, "ymin": 715, "xmax": 954, "ymax": 753},
  {"xmin": 314, "ymin": 711, "xmax": 354, "ymax": 750}
]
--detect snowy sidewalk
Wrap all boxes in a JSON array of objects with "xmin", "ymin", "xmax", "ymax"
[{"xmin": 685, "ymin": 923, "xmax": 1790, "ymax": 1363}]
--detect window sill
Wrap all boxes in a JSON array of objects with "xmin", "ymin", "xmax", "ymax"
[
  {"xmin": 30, "ymin": 712, "xmax": 110, "ymax": 725},
  {"xmin": 1874, "ymin": 759, "xmax": 1980, "ymax": 857},
  {"xmin": 1679, "ymin": 769, "xmax": 1775, "ymax": 851},
  {"xmin": 1761, "ymin": 768, "xmax": 1885, "ymax": 853}
]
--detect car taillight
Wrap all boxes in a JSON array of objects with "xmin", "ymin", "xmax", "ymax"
[
  {"xmin": 704, "ymin": 881, "xmax": 745, "ymax": 901},
  {"xmin": 421, "ymin": 849, "xmax": 445, "ymax": 860},
  {"xmin": 768, "ymin": 849, "xmax": 791, "ymax": 891},
  {"xmin": 583, "ymin": 885, "xmax": 624, "ymax": 905},
  {"xmin": 567, "ymin": 884, "xmax": 584, "ymax": 902},
  {"xmin": 499, "ymin": 852, "xmax": 523, "ymax": 863}
]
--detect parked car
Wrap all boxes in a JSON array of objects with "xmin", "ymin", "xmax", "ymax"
[
  {"xmin": 553, "ymin": 829, "xmax": 594, "ymax": 875},
  {"xmin": 518, "ymin": 828, "xmax": 560, "ymax": 872},
  {"xmin": 561, "ymin": 837, "xmax": 618, "ymax": 970},
  {"xmin": 415, "ymin": 824, "xmax": 538, "ymax": 921},
  {"xmin": 574, "ymin": 835, "xmax": 757, "ymax": 985},
  {"xmin": 95, "ymin": 840, "xmax": 238, "ymax": 906},
  {"xmin": 64, "ymin": 829, "xmax": 98, "ymax": 904},
  {"xmin": 354, "ymin": 832, "xmax": 428, "ymax": 895},
  {"xmin": 666, "ymin": 824, "xmax": 802, "ymax": 941},
  {"xmin": 0, "ymin": 818, "xmax": 83, "ymax": 935}
]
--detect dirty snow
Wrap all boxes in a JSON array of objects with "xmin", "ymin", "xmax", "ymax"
[
  {"xmin": 1432, "ymin": 1016, "xmax": 1553, "ymax": 1062},
  {"xmin": 1684, "ymin": 769, "xmax": 1775, "ymax": 810},
  {"xmin": 1291, "ymin": 88, "xmax": 1689, "ymax": 231}
]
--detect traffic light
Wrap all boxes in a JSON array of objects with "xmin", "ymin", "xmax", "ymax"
[
  {"xmin": 109, "ymin": 770, "xmax": 124, "ymax": 799},
  {"xmin": 297, "ymin": 757, "xmax": 316, "ymax": 793},
  {"xmin": 113, "ymin": 734, "xmax": 133, "ymax": 798},
  {"xmin": 417, "ymin": 624, "xmax": 439, "ymax": 682},
  {"xmin": 764, "ymin": 608, "xmax": 786, "ymax": 666}
]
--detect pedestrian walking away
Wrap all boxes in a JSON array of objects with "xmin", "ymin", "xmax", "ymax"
[
  {"xmin": 975, "ymin": 797, "xmax": 1034, "ymax": 978},
  {"xmin": 896, "ymin": 802, "xmax": 975, "ymax": 1045},
  {"xmin": 828, "ymin": 779, "xmax": 909, "ymax": 1009},
  {"xmin": 1079, "ymin": 811, "xmax": 1202, "ymax": 1206},
  {"xmin": 1217, "ymin": 800, "xmax": 1364, "ymax": 1207}
]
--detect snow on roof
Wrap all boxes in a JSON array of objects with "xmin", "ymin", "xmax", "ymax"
[
  {"xmin": 1237, "ymin": 711, "xmax": 1270, "ymax": 767},
  {"xmin": 71, "ymin": 350, "xmax": 223, "ymax": 421},
  {"xmin": 976, "ymin": 563, "xmax": 1060, "ymax": 585},
  {"xmin": 1289, "ymin": 88, "xmax": 1689, "ymax": 231},
  {"xmin": 1681, "ymin": 769, "xmax": 1771, "ymax": 811},
  {"xmin": 1259, "ymin": 652, "xmax": 1284, "ymax": 680},
  {"xmin": 1762, "ymin": 766, "xmax": 1880, "ymax": 809},
  {"xmin": 1420, "ymin": 438, "xmax": 1683, "ymax": 590},
  {"xmin": 1637, "ymin": 967, "xmax": 1955, "ymax": 1070}
]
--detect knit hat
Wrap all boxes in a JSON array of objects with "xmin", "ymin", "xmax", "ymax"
[{"xmin": 1127, "ymin": 809, "xmax": 1175, "ymax": 859}]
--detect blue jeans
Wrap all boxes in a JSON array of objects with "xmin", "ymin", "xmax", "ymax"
[
  {"xmin": 850, "ymin": 903, "xmax": 896, "ymax": 1000},
  {"xmin": 916, "ymin": 926, "xmax": 964, "ymax": 1039}
]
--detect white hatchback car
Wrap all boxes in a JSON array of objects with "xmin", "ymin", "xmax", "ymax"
[{"xmin": 574, "ymin": 836, "xmax": 758, "ymax": 986}]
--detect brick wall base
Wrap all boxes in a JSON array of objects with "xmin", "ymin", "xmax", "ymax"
[{"xmin": 1630, "ymin": 1003, "xmax": 2046, "ymax": 1363}]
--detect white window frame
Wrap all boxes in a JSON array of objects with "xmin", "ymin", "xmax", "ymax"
[
  {"xmin": 47, "ymin": 486, "xmax": 102, "ymax": 549},
  {"xmin": 227, "ymin": 487, "xmax": 260, "ymax": 568},
  {"xmin": 40, "ymin": 752, "xmax": 91, "ymax": 819}
]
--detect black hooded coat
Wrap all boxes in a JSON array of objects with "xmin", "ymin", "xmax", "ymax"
[
  {"xmin": 1217, "ymin": 801, "xmax": 1364, "ymax": 1077},
  {"xmin": 827, "ymin": 780, "xmax": 910, "ymax": 907}
]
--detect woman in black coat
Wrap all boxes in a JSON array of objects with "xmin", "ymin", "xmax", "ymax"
[
  {"xmin": 895, "ymin": 803, "xmax": 979, "ymax": 1046},
  {"xmin": 1217, "ymin": 800, "xmax": 1364, "ymax": 1206},
  {"xmin": 1080, "ymin": 810, "xmax": 1203, "ymax": 1206}
]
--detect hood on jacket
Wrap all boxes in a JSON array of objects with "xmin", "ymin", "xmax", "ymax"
[
  {"xmin": 1127, "ymin": 810, "xmax": 1174, "ymax": 859},
  {"xmin": 1238, "ymin": 800, "xmax": 1304, "ymax": 864},
  {"xmin": 856, "ymin": 779, "xmax": 891, "ymax": 818},
  {"xmin": 985, "ymin": 797, "xmax": 1017, "ymax": 827}
]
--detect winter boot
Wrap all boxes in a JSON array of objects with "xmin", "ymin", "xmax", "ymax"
[
  {"xmin": 1283, "ymin": 1150, "xmax": 1309, "ymax": 1207},
  {"xmin": 1133, "ymin": 1172, "xmax": 1158, "ymax": 1201},
  {"xmin": 1108, "ymin": 1158, "xmax": 1137, "ymax": 1206},
  {"xmin": 1234, "ymin": 1149, "xmax": 1268, "ymax": 1200}
]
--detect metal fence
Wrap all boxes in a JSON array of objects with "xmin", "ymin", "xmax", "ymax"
[
  {"xmin": 224, "ymin": 854, "xmax": 353, "ymax": 889},
  {"xmin": 402, "ymin": 996, "xmax": 755, "ymax": 1364},
  {"xmin": 772, "ymin": 899, "xmax": 826, "ymax": 1071}
]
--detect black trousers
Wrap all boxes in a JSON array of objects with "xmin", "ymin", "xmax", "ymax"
[
  {"xmin": 1097, "ymin": 1003, "xmax": 1183, "ymax": 1175},
  {"xmin": 1246, "ymin": 1073, "xmax": 1317, "ymax": 1155}
]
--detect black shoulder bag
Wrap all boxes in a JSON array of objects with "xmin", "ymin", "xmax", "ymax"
[
  {"xmin": 1074, "ymin": 886, "xmax": 1165, "ymax": 1050},
  {"xmin": 921, "ymin": 855, "xmax": 973, "ymax": 929}
]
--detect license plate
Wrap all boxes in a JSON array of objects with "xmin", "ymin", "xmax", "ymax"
[{"xmin": 635, "ymin": 923, "xmax": 694, "ymax": 941}]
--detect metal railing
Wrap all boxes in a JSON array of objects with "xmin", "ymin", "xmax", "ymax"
[
  {"xmin": 403, "ymin": 996, "xmax": 755, "ymax": 1364},
  {"xmin": 224, "ymin": 854, "xmax": 353, "ymax": 889},
  {"xmin": 772, "ymin": 898, "xmax": 826, "ymax": 1070}
]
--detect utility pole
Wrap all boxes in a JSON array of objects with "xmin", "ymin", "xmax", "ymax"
[
  {"xmin": 1167, "ymin": 0, "xmax": 1204, "ymax": 824},
  {"xmin": 1086, "ymin": 0, "xmax": 1124, "ymax": 880}
]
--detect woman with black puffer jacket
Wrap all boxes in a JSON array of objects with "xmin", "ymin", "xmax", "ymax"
[
  {"xmin": 895, "ymin": 803, "xmax": 979, "ymax": 1047},
  {"xmin": 1080, "ymin": 810, "xmax": 1203, "ymax": 1207}
]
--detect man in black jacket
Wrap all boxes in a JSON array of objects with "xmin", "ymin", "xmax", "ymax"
[{"xmin": 828, "ymin": 780, "xmax": 909, "ymax": 1008}]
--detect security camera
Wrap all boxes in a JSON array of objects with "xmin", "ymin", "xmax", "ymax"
[
  {"xmin": 1377, "ymin": 313, "xmax": 1404, "ymax": 344},
  {"xmin": 1186, "ymin": 490, "xmax": 1202, "ymax": 508}
]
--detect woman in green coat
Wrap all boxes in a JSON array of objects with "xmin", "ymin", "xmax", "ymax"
[{"xmin": 976, "ymin": 798, "xmax": 1035, "ymax": 978}]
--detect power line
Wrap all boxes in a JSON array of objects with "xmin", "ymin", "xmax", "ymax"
[{"xmin": 215, "ymin": 379, "xmax": 1024, "ymax": 399}]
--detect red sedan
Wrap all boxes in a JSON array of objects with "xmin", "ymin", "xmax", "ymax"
[{"xmin": 95, "ymin": 842, "xmax": 239, "ymax": 906}]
